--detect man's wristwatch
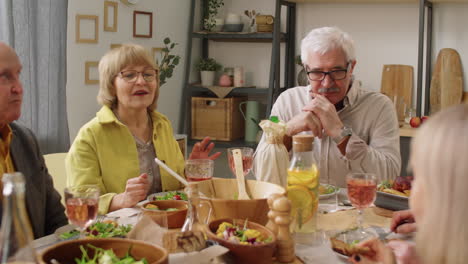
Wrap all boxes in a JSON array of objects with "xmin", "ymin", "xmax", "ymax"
[{"xmin": 332, "ymin": 126, "xmax": 353, "ymax": 144}]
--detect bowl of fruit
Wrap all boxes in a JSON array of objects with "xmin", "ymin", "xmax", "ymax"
[
  {"xmin": 375, "ymin": 176, "xmax": 413, "ymax": 210},
  {"xmin": 40, "ymin": 238, "xmax": 168, "ymax": 264},
  {"xmin": 206, "ymin": 218, "xmax": 276, "ymax": 264},
  {"xmin": 140, "ymin": 200, "xmax": 188, "ymax": 228}
]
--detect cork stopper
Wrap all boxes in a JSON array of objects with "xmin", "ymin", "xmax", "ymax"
[{"xmin": 292, "ymin": 134, "xmax": 314, "ymax": 152}]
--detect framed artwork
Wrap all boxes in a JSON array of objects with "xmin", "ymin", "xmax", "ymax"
[
  {"xmin": 152, "ymin": 47, "xmax": 164, "ymax": 66},
  {"xmin": 76, "ymin": 15, "xmax": 99, "ymax": 44},
  {"xmin": 104, "ymin": 1, "xmax": 118, "ymax": 32},
  {"xmin": 133, "ymin": 11, "xmax": 153, "ymax": 38},
  {"xmin": 85, "ymin": 61, "xmax": 99, "ymax": 85},
  {"xmin": 110, "ymin": 43, "xmax": 122, "ymax": 49}
]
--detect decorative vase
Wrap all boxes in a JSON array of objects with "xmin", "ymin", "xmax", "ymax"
[
  {"xmin": 297, "ymin": 68, "xmax": 308, "ymax": 86},
  {"xmin": 219, "ymin": 74, "xmax": 232, "ymax": 87},
  {"xmin": 213, "ymin": 18, "xmax": 224, "ymax": 32},
  {"xmin": 200, "ymin": 71, "xmax": 215, "ymax": 87}
]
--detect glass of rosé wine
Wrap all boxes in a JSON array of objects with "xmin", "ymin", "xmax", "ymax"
[
  {"xmin": 64, "ymin": 185, "xmax": 100, "ymax": 237},
  {"xmin": 227, "ymin": 147, "xmax": 254, "ymax": 177},
  {"xmin": 346, "ymin": 173, "xmax": 378, "ymax": 240},
  {"xmin": 185, "ymin": 159, "xmax": 214, "ymax": 182}
]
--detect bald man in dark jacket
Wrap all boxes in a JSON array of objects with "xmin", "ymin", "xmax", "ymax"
[{"xmin": 0, "ymin": 42, "xmax": 67, "ymax": 238}]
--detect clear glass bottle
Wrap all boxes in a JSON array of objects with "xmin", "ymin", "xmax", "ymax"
[
  {"xmin": 181, "ymin": 183, "xmax": 205, "ymax": 233},
  {"xmin": 287, "ymin": 135, "xmax": 320, "ymax": 236},
  {"xmin": 0, "ymin": 172, "xmax": 38, "ymax": 264}
]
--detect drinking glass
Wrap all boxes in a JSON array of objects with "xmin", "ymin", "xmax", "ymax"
[
  {"xmin": 64, "ymin": 185, "xmax": 100, "ymax": 237},
  {"xmin": 346, "ymin": 173, "xmax": 377, "ymax": 240},
  {"xmin": 318, "ymin": 178, "xmax": 339, "ymax": 214},
  {"xmin": 227, "ymin": 147, "xmax": 254, "ymax": 177},
  {"xmin": 185, "ymin": 159, "xmax": 214, "ymax": 182}
]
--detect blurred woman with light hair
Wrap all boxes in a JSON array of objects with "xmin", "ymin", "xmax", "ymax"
[
  {"xmin": 350, "ymin": 103, "xmax": 468, "ymax": 264},
  {"xmin": 66, "ymin": 44, "xmax": 220, "ymax": 214}
]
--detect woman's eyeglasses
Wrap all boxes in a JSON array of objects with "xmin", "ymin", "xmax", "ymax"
[{"xmin": 118, "ymin": 69, "xmax": 158, "ymax": 83}]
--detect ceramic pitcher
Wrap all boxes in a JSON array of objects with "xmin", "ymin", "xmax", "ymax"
[{"xmin": 239, "ymin": 101, "xmax": 260, "ymax": 142}]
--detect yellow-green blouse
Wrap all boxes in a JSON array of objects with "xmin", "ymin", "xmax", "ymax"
[{"xmin": 66, "ymin": 106, "xmax": 184, "ymax": 214}]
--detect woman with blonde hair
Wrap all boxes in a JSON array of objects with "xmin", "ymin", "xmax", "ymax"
[
  {"xmin": 351, "ymin": 103, "xmax": 468, "ymax": 264},
  {"xmin": 66, "ymin": 44, "xmax": 219, "ymax": 214}
]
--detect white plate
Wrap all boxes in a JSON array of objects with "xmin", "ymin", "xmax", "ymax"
[
  {"xmin": 334, "ymin": 251, "xmax": 350, "ymax": 262},
  {"xmin": 319, "ymin": 184, "xmax": 339, "ymax": 200}
]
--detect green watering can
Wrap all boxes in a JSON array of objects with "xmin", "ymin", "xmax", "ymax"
[{"xmin": 239, "ymin": 101, "xmax": 260, "ymax": 142}]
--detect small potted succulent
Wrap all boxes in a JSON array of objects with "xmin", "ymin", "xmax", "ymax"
[
  {"xmin": 204, "ymin": 0, "xmax": 224, "ymax": 31},
  {"xmin": 195, "ymin": 57, "xmax": 222, "ymax": 87}
]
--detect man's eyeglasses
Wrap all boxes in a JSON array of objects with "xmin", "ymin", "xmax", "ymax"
[
  {"xmin": 306, "ymin": 64, "xmax": 349, "ymax": 81},
  {"xmin": 118, "ymin": 69, "xmax": 158, "ymax": 83}
]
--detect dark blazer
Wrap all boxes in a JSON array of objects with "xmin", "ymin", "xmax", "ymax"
[{"xmin": 1, "ymin": 122, "xmax": 68, "ymax": 239}]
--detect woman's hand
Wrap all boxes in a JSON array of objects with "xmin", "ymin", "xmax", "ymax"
[
  {"xmin": 349, "ymin": 239, "xmax": 396, "ymax": 264},
  {"xmin": 189, "ymin": 137, "xmax": 221, "ymax": 160},
  {"xmin": 391, "ymin": 209, "xmax": 416, "ymax": 234},
  {"xmin": 109, "ymin": 173, "xmax": 150, "ymax": 211}
]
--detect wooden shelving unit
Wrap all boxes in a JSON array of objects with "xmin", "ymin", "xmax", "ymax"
[{"xmin": 179, "ymin": 0, "xmax": 297, "ymax": 147}]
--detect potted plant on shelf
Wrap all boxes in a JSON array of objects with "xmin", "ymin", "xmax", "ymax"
[
  {"xmin": 204, "ymin": 0, "xmax": 224, "ymax": 31},
  {"xmin": 195, "ymin": 57, "xmax": 222, "ymax": 87},
  {"xmin": 158, "ymin": 37, "xmax": 181, "ymax": 86}
]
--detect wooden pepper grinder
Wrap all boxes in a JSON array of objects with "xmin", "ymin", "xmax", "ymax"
[
  {"xmin": 273, "ymin": 196, "xmax": 295, "ymax": 263},
  {"xmin": 265, "ymin": 193, "xmax": 283, "ymax": 235}
]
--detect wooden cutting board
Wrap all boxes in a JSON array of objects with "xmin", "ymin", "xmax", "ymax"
[
  {"xmin": 381, "ymin": 65, "xmax": 414, "ymax": 121},
  {"xmin": 430, "ymin": 48, "xmax": 463, "ymax": 114}
]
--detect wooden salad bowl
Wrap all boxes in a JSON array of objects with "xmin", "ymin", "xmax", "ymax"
[
  {"xmin": 140, "ymin": 200, "xmax": 188, "ymax": 229},
  {"xmin": 197, "ymin": 178, "xmax": 286, "ymax": 225},
  {"xmin": 40, "ymin": 238, "xmax": 168, "ymax": 264},
  {"xmin": 206, "ymin": 218, "xmax": 277, "ymax": 264}
]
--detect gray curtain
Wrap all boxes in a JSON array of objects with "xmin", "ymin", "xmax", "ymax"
[{"xmin": 0, "ymin": 0, "xmax": 70, "ymax": 154}]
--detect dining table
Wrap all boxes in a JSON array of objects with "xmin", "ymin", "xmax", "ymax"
[{"xmin": 34, "ymin": 189, "xmax": 398, "ymax": 264}]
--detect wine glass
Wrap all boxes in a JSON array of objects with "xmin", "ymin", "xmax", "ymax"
[
  {"xmin": 64, "ymin": 185, "xmax": 100, "ymax": 237},
  {"xmin": 346, "ymin": 173, "xmax": 377, "ymax": 240},
  {"xmin": 227, "ymin": 147, "xmax": 254, "ymax": 177}
]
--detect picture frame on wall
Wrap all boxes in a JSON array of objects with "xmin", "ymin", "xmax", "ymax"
[
  {"xmin": 152, "ymin": 47, "xmax": 164, "ymax": 66},
  {"xmin": 76, "ymin": 15, "xmax": 99, "ymax": 44},
  {"xmin": 104, "ymin": 1, "xmax": 118, "ymax": 32},
  {"xmin": 85, "ymin": 61, "xmax": 99, "ymax": 85},
  {"xmin": 110, "ymin": 43, "xmax": 122, "ymax": 49},
  {"xmin": 133, "ymin": 11, "xmax": 153, "ymax": 38}
]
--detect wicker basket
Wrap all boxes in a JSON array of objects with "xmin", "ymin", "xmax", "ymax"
[
  {"xmin": 257, "ymin": 24, "xmax": 273, "ymax": 33},
  {"xmin": 191, "ymin": 97, "xmax": 246, "ymax": 141}
]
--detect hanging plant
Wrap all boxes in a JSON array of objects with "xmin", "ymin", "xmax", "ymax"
[
  {"xmin": 204, "ymin": 0, "xmax": 224, "ymax": 31},
  {"xmin": 158, "ymin": 37, "xmax": 181, "ymax": 86}
]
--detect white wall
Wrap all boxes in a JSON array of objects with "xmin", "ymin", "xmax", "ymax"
[
  {"xmin": 67, "ymin": 0, "xmax": 190, "ymax": 141},
  {"xmin": 67, "ymin": 1, "xmax": 468, "ymax": 141},
  {"xmin": 295, "ymin": 2, "xmax": 468, "ymax": 111},
  {"xmin": 209, "ymin": 1, "xmax": 468, "ymax": 109}
]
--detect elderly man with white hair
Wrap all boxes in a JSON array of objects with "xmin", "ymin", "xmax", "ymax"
[{"xmin": 256, "ymin": 27, "xmax": 401, "ymax": 187}]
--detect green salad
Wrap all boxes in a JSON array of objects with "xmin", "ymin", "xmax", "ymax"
[
  {"xmin": 151, "ymin": 191, "xmax": 187, "ymax": 201},
  {"xmin": 75, "ymin": 244, "xmax": 148, "ymax": 264},
  {"xmin": 319, "ymin": 184, "xmax": 337, "ymax": 195},
  {"xmin": 60, "ymin": 221, "xmax": 133, "ymax": 240}
]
